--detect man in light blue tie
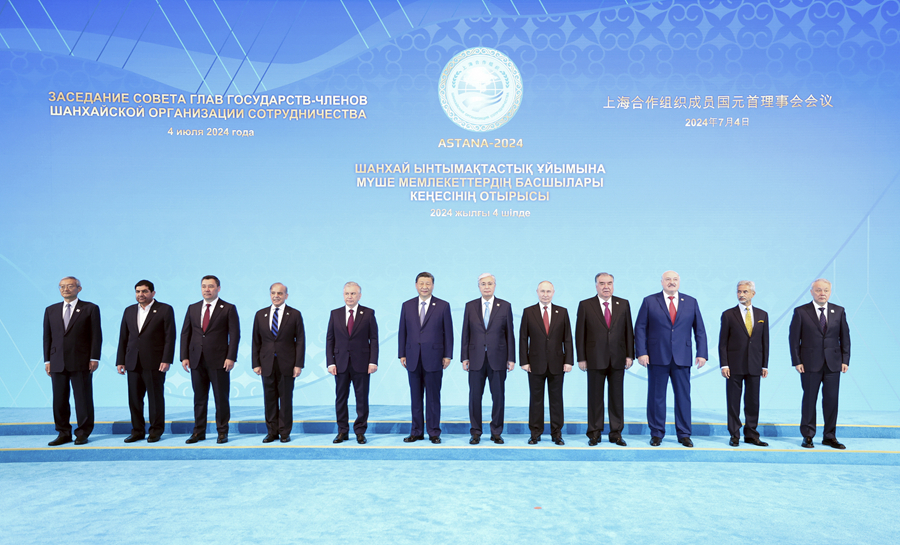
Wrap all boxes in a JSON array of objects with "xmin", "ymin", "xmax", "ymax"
[
  {"xmin": 461, "ymin": 273, "xmax": 516, "ymax": 444},
  {"xmin": 398, "ymin": 272, "xmax": 454, "ymax": 444}
]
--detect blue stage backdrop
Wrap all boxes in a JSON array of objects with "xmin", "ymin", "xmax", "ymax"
[{"xmin": 1, "ymin": 0, "xmax": 898, "ymax": 414}]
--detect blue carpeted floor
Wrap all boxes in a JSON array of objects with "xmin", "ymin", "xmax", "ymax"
[{"xmin": 4, "ymin": 459, "xmax": 899, "ymax": 544}]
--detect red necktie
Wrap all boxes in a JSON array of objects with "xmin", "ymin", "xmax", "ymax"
[
  {"xmin": 202, "ymin": 303, "xmax": 211, "ymax": 332},
  {"xmin": 668, "ymin": 296, "xmax": 676, "ymax": 325},
  {"xmin": 603, "ymin": 301, "xmax": 611, "ymax": 328},
  {"xmin": 542, "ymin": 306, "xmax": 550, "ymax": 335},
  {"xmin": 348, "ymin": 309, "xmax": 354, "ymax": 336}
]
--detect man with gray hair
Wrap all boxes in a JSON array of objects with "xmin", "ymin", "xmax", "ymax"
[
  {"xmin": 461, "ymin": 273, "xmax": 516, "ymax": 444},
  {"xmin": 252, "ymin": 282, "xmax": 305, "ymax": 443},
  {"xmin": 43, "ymin": 276, "xmax": 102, "ymax": 446},
  {"xmin": 789, "ymin": 279, "xmax": 850, "ymax": 449},
  {"xmin": 326, "ymin": 282, "xmax": 378, "ymax": 444},
  {"xmin": 718, "ymin": 281, "xmax": 769, "ymax": 447}
]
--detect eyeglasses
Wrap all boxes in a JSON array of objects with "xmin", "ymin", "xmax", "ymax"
[{"xmin": 59, "ymin": 284, "xmax": 78, "ymax": 290}]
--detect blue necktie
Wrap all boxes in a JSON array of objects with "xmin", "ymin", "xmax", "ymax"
[
  {"xmin": 483, "ymin": 301, "xmax": 490, "ymax": 326},
  {"xmin": 272, "ymin": 307, "xmax": 279, "ymax": 337},
  {"xmin": 419, "ymin": 301, "xmax": 427, "ymax": 326},
  {"xmin": 818, "ymin": 307, "xmax": 826, "ymax": 334}
]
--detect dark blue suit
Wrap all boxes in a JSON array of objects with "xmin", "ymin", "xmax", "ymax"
[
  {"xmin": 635, "ymin": 292, "xmax": 708, "ymax": 439},
  {"xmin": 398, "ymin": 297, "xmax": 453, "ymax": 437},
  {"xmin": 461, "ymin": 298, "xmax": 516, "ymax": 437}
]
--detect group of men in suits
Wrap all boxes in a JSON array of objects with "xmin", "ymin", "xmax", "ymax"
[{"xmin": 42, "ymin": 272, "xmax": 851, "ymax": 449}]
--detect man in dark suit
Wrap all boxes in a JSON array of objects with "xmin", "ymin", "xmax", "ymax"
[
  {"xmin": 43, "ymin": 276, "xmax": 102, "ymax": 446},
  {"xmin": 789, "ymin": 278, "xmax": 850, "ymax": 449},
  {"xmin": 115, "ymin": 280, "xmax": 176, "ymax": 443},
  {"xmin": 520, "ymin": 281, "xmax": 573, "ymax": 445},
  {"xmin": 461, "ymin": 273, "xmax": 516, "ymax": 445},
  {"xmin": 398, "ymin": 272, "xmax": 453, "ymax": 444},
  {"xmin": 251, "ymin": 282, "xmax": 305, "ymax": 444},
  {"xmin": 575, "ymin": 272, "xmax": 634, "ymax": 447},
  {"xmin": 326, "ymin": 281, "xmax": 378, "ymax": 445},
  {"xmin": 718, "ymin": 280, "xmax": 769, "ymax": 447},
  {"xmin": 180, "ymin": 275, "xmax": 240, "ymax": 444},
  {"xmin": 635, "ymin": 270, "xmax": 708, "ymax": 447}
]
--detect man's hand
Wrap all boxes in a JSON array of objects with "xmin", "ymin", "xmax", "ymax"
[
  {"xmin": 253, "ymin": 367, "xmax": 262, "ymax": 376},
  {"xmin": 89, "ymin": 360, "xmax": 99, "ymax": 372},
  {"xmin": 294, "ymin": 367, "xmax": 303, "ymax": 378},
  {"xmin": 795, "ymin": 364, "xmax": 804, "ymax": 374},
  {"xmin": 695, "ymin": 357, "xmax": 706, "ymax": 369},
  {"xmin": 578, "ymin": 361, "xmax": 587, "ymax": 372},
  {"xmin": 507, "ymin": 361, "xmax": 515, "ymax": 372},
  {"xmin": 563, "ymin": 364, "xmax": 573, "ymax": 373},
  {"xmin": 521, "ymin": 364, "xmax": 531, "ymax": 373},
  {"xmin": 462, "ymin": 360, "xmax": 469, "ymax": 371},
  {"xmin": 721, "ymin": 368, "xmax": 730, "ymax": 379},
  {"xmin": 841, "ymin": 364, "xmax": 848, "ymax": 373},
  {"xmin": 761, "ymin": 369, "xmax": 768, "ymax": 378},
  {"xmin": 327, "ymin": 365, "xmax": 337, "ymax": 376},
  {"xmin": 368, "ymin": 364, "xmax": 377, "ymax": 374},
  {"xmin": 159, "ymin": 363, "xmax": 170, "ymax": 372},
  {"xmin": 400, "ymin": 357, "xmax": 407, "ymax": 368},
  {"xmin": 224, "ymin": 359, "xmax": 235, "ymax": 372},
  {"xmin": 45, "ymin": 363, "xmax": 51, "ymax": 377},
  {"xmin": 117, "ymin": 365, "xmax": 126, "ymax": 375},
  {"xmin": 625, "ymin": 357, "xmax": 633, "ymax": 370},
  {"xmin": 638, "ymin": 356, "xmax": 649, "ymax": 367},
  {"xmin": 442, "ymin": 358, "xmax": 451, "ymax": 369}
]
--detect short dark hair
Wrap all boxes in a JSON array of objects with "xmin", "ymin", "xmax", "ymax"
[
  {"xmin": 416, "ymin": 272, "xmax": 434, "ymax": 283},
  {"xmin": 202, "ymin": 275, "xmax": 220, "ymax": 287},
  {"xmin": 135, "ymin": 279, "xmax": 155, "ymax": 292},
  {"xmin": 594, "ymin": 272, "xmax": 614, "ymax": 283}
]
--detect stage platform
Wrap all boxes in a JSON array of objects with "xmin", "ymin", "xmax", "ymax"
[{"xmin": 2, "ymin": 406, "xmax": 898, "ymax": 465}]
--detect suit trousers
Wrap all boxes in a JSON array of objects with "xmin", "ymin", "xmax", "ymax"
[
  {"xmin": 468, "ymin": 356, "xmax": 507, "ymax": 437},
  {"xmin": 51, "ymin": 369, "xmax": 94, "ymax": 439},
  {"xmin": 646, "ymin": 360, "xmax": 692, "ymax": 439},
  {"xmin": 586, "ymin": 367, "xmax": 625, "ymax": 440},
  {"xmin": 191, "ymin": 354, "xmax": 231, "ymax": 435},
  {"xmin": 262, "ymin": 357, "xmax": 296, "ymax": 437},
  {"xmin": 725, "ymin": 373, "xmax": 760, "ymax": 440},
  {"xmin": 127, "ymin": 357, "xmax": 167, "ymax": 437},
  {"xmin": 527, "ymin": 370, "xmax": 564, "ymax": 439},
  {"xmin": 408, "ymin": 355, "xmax": 443, "ymax": 437},
  {"xmin": 800, "ymin": 367, "xmax": 840, "ymax": 440},
  {"xmin": 334, "ymin": 366, "xmax": 369, "ymax": 435}
]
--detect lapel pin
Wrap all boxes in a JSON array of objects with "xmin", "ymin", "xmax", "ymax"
[
  {"xmin": 219, "ymin": 305, "xmax": 224, "ymax": 309},
  {"xmin": 359, "ymin": 311, "xmax": 363, "ymax": 315},
  {"xmin": 264, "ymin": 313, "xmax": 268, "ymax": 318},
  {"xmin": 432, "ymin": 303, "xmax": 436, "ymax": 306},
  {"xmin": 153, "ymin": 310, "xmax": 157, "ymax": 313},
  {"xmin": 830, "ymin": 309, "xmax": 834, "ymax": 313},
  {"xmin": 758, "ymin": 320, "xmax": 764, "ymax": 323},
  {"xmin": 680, "ymin": 298, "xmax": 684, "ymax": 302},
  {"xmin": 615, "ymin": 301, "xmax": 619, "ymax": 305},
  {"xmin": 554, "ymin": 310, "xmax": 558, "ymax": 314},
  {"xmin": 286, "ymin": 312, "xmax": 290, "ymax": 316},
  {"xmin": 76, "ymin": 309, "xmax": 81, "ymax": 313}
]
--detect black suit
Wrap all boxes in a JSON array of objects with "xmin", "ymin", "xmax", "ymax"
[
  {"xmin": 461, "ymin": 298, "xmax": 516, "ymax": 437},
  {"xmin": 252, "ymin": 305, "xmax": 305, "ymax": 437},
  {"xmin": 180, "ymin": 299, "xmax": 240, "ymax": 435},
  {"xmin": 575, "ymin": 296, "xmax": 634, "ymax": 441},
  {"xmin": 718, "ymin": 305, "xmax": 768, "ymax": 440},
  {"xmin": 115, "ymin": 300, "xmax": 176, "ymax": 438},
  {"xmin": 519, "ymin": 303, "xmax": 573, "ymax": 439},
  {"xmin": 789, "ymin": 302, "xmax": 850, "ymax": 440},
  {"xmin": 326, "ymin": 305, "xmax": 379, "ymax": 434},
  {"xmin": 43, "ymin": 299, "xmax": 102, "ymax": 439}
]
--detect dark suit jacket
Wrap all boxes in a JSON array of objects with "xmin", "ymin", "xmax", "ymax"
[
  {"xmin": 43, "ymin": 300, "xmax": 102, "ymax": 372},
  {"xmin": 115, "ymin": 301, "xmax": 176, "ymax": 371},
  {"xmin": 788, "ymin": 302, "xmax": 850, "ymax": 373},
  {"xmin": 398, "ymin": 297, "xmax": 454, "ymax": 373},
  {"xmin": 325, "ymin": 305, "xmax": 378, "ymax": 373},
  {"xmin": 635, "ymin": 292, "xmax": 708, "ymax": 366},
  {"xmin": 718, "ymin": 305, "xmax": 769, "ymax": 375},
  {"xmin": 461, "ymin": 298, "xmax": 516, "ymax": 371},
  {"xmin": 180, "ymin": 299, "xmax": 240, "ymax": 368},
  {"xmin": 575, "ymin": 296, "xmax": 634, "ymax": 370},
  {"xmin": 519, "ymin": 303, "xmax": 573, "ymax": 375},
  {"xmin": 251, "ymin": 305, "xmax": 305, "ymax": 376}
]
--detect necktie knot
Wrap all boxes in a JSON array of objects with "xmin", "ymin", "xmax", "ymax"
[{"xmin": 667, "ymin": 296, "xmax": 677, "ymax": 324}]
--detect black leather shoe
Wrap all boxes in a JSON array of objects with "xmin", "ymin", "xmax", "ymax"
[
  {"xmin": 124, "ymin": 433, "xmax": 144, "ymax": 443},
  {"xmin": 185, "ymin": 434, "xmax": 205, "ymax": 444},
  {"xmin": 822, "ymin": 438, "xmax": 846, "ymax": 450},
  {"xmin": 588, "ymin": 437, "xmax": 599, "ymax": 446},
  {"xmin": 745, "ymin": 437, "xmax": 769, "ymax": 447},
  {"xmin": 528, "ymin": 436, "xmax": 539, "ymax": 445},
  {"xmin": 729, "ymin": 436, "xmax": 739, "ymax": 447},
  {"xmin": 430, "ymin": 436, "xmax": 441, "ymax": 444},
  {"xmin": 490, "ymin": 435, "xmax": 504, "ymax": 444},
  {"xmin": 552, "ymin": 436, "xmax": 565, "ymax": 445},
  {"xmin": 650, "ymin": 436, "xmax": 662, "ymax": 446},
  {"xmin": 48, "ymin": 435, "xmax": 72, "ymax": 446},
  {"xmin": 74, "ymin": 436, "xmax": 88, "ymax": 445},
  {"xmin": 801, "ymin": 437, "xmax": 814, "ymax": 448},
  {"xmin": 469, "ymin": 435, "xmax": 480, "ymax": 445},
  {"xmin": 263, "ymin": 434, "xmax": 278, "ymax": 443},
  {"xmin": 280, "ymin": 435, "xmax": 290, "ymax": 443},
  {"xmin": 356, "ymin": 434, "xmax": 367, "ymax": 444},
  {"xmin": 403, "ymin": 434, "xmax": 425, "ymax": 443},
  {"xmin": 612, "ymin": 437, "xmax": 627, "ymax": 447},
  {"xmin": 147, "ymin": 435, "xmax": 161, "ymax": 443},
  {"xmin": 678, "ymin": 437, "xmax": 693, "ymax": 448},
  {"xmin": 216, "ymin": 433, "xmax": 228, "ymax": 444},
  {"xmin": 333, "ymin": 432, "xmax": 349, "ymax": 444}
]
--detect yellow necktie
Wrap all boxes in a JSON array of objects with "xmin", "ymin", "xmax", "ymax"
[{"xmin": 744, "ymin": 308, "xmax": 753, "ymax": 335}]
